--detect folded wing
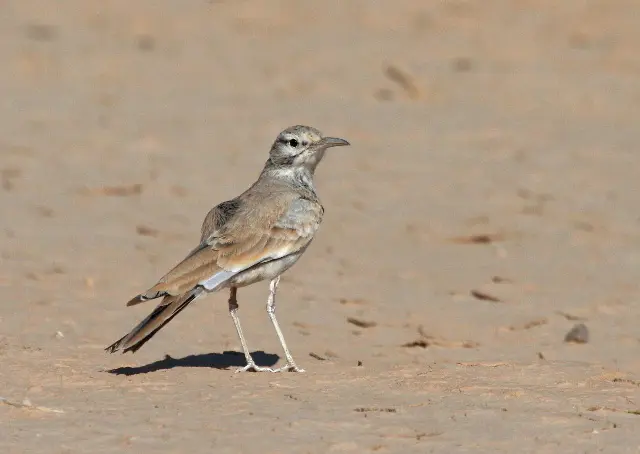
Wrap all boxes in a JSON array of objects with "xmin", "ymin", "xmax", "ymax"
[{"xmin": 127, "ymin": 196, "xmax": 323, "ymax": 304}]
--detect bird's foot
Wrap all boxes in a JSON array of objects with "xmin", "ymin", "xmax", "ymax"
[
  {"xmin": 235, "ymin": 362, "xmax": 276, "ymax": 373},
  {"xmin": 274, "ymin": 362, "xmax": 305, "ymax": 373}
]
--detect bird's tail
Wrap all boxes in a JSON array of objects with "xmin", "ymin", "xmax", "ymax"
[{"xmin": 105, "ymin": 287, "xmax": 204, "ymax": 354}]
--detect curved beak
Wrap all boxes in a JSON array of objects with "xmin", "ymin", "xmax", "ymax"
[{"xmin": 319, "ymin": 137, "xmax": 350, "ymax": 148}]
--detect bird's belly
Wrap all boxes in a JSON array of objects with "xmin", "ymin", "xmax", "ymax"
[{"xmin": 227, "ymin": 252, "xmax": 303, "ymax": 288}]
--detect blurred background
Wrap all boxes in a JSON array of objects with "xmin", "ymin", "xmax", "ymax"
[{"xmin": 2, "ymin": 1, "xmax": 640, "ymax": 451}]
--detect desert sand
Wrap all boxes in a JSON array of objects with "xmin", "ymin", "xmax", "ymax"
[{"xmin": 2, "ymin": 1, "xmax": 640, "ymax": 452}]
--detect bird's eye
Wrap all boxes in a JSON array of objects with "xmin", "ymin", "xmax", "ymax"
[{"xmin": 288, "ymin": 138, "xmax": 299, "ymax": 148}]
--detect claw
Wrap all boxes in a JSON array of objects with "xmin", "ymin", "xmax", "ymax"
[{"xmin": 274, "ymin": 363, "xmax": 305, "ymax": 373}]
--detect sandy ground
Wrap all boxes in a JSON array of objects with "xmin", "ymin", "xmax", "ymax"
[{"xmin": 2, "ymin": 1, "xmax": 640, "ymax": 452}]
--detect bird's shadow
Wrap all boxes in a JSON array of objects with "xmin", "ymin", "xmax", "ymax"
[{"xmin": 106, "ymin": 350, "xmax": 279, "ymax": 376}]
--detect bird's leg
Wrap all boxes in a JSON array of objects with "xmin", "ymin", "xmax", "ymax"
[
  {"xmin": 228, "ymin": 287, "xmax": 275, "ymax": 373},
  {"xmin": 266, "ymin": 276, "xmax": 305, "ymax": 373}
]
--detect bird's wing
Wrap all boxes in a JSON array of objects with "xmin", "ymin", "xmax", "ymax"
[
  {"xmin": 129, "ymin": 195, "xmax": 322, "ymax": 303},
  {"xmin": 201, "ymin": 197, "xmax": 323, "ymax": 289}
]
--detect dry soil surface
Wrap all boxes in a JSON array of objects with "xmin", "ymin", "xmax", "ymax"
[{"xmin": 2, "ymin": 1, "xmax": 640, "ymax": 453}]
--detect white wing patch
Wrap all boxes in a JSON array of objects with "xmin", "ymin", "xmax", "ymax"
[
  {"xmin": 199, "ymin": 269, "xmax": 236, "ymax": 291},
  {"xmin": 198, "ymin": 244, "xmax": 297, "ymax": 291}
]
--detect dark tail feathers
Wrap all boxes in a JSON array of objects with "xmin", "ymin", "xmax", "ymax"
[{"xmin": 105, "ymin": 288, "xmax": 203, "ymax": 354}]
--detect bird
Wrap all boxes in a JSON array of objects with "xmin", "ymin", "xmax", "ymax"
[{"xmin": 105, "ymin": 125, "xmax": 350, "ymax": 373}]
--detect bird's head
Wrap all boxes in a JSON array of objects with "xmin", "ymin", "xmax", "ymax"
[{"xmin": 267, "ymin": 125, "xmax": 350, "ymax": 172}]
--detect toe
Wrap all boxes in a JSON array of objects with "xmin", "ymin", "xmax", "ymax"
[
  {"xmin": 275, "ymin": 363, "xmax": 305, "ymax": 373},
  {"xmin": 236, "ymin": 364, "xmax": 276, "ymax": 373}
]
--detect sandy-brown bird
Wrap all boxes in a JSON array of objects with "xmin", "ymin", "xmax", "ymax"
[{"xmin": 106, "ymin": 125, "xmax": 350, "ymax": 372}]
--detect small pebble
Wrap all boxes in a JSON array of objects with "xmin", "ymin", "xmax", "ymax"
[{"xmin": 564, "ymin": 323, "xmax": 589, "ymax": 344}]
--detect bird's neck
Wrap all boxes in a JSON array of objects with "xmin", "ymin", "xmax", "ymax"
[{"xmin": 261, "ymin": 163, "xmax": 317, "ymax": 193}]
